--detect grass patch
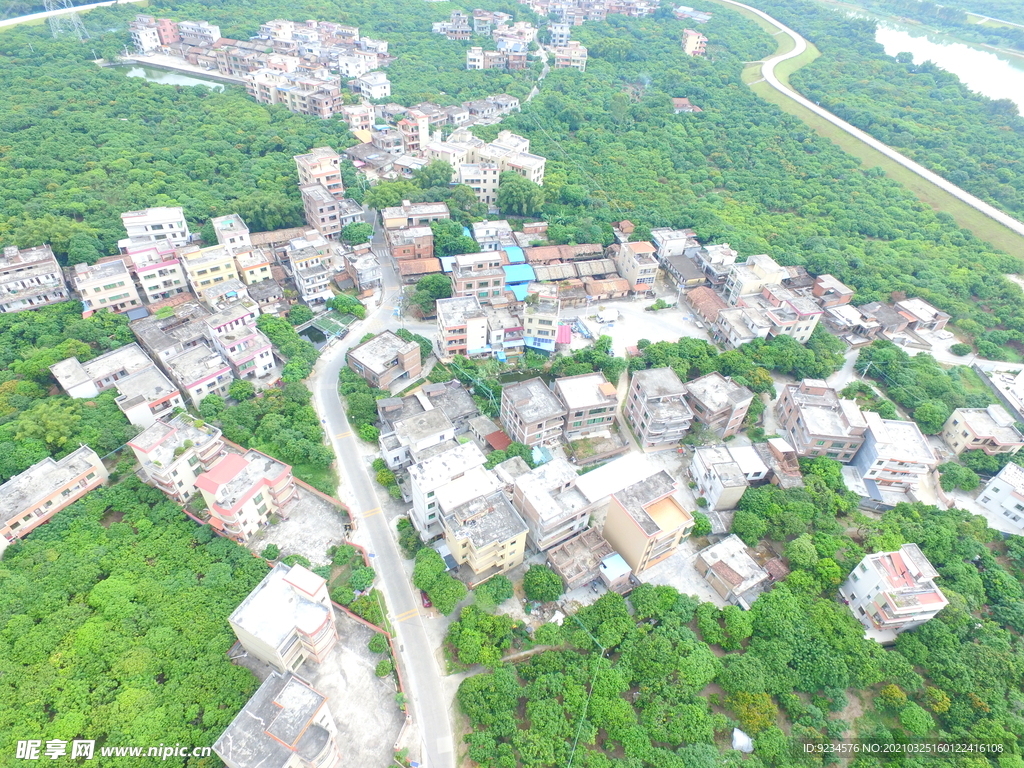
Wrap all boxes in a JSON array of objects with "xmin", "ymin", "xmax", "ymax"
[{"xmin": 292, "ymin": 464, "xmax": 340, "ymax": 497}]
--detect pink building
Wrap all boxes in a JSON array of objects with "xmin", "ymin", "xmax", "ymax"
[{"xmin": 196, "ymin": 449, "xmax": 298, "ymax": 542}]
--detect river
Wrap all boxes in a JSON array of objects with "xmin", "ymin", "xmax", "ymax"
[
  {"xmin": 111, "ymin": 64, "xmax": 225, "ymax": 91},
  {"xmin": 843, "ymin": 7, "xmax": 1024, "ymax": 110}
]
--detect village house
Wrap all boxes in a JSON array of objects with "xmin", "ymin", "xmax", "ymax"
[
  {"xmin": 624, "ymin": 367, "xmax": 694, "ymax": 451},
  {"xmin": 0, "ymin": 244, "xmax": 69, "ymax": 313},
  {"xmin": 694, "ymin": 535, "xmax": 772, "ymax": 608},
  {"xmin": 346, "ymin": 331, "xmax": 422, "ymax": 389},
  {"xmin": 129, "ymin": 414, "xmax": 226, "ymax": 502},
  {"xmin": 553, "ymin": 371, "xmax": 619, "ymax": 440},
  {"xmin": 684, "ymin": 372, "xmax": 753, "ymax": 438},
  {"xmin": 775, "ymin": 379, "xmax": 868, "ymax": 462},
  {"xmin": 601, "ymin": 471, "xmax": 694, "ymax": 573},
  {"xmin": 196, "ymin": 449, "xmax": 299, "ymax": 542},
  {"xmin": 500, "ymin": 377, "xmax": 567, "ymax": 446}
]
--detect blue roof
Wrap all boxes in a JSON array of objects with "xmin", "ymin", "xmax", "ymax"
[
  {"xmin": 462, "ymin": 226, "xmax": 472, "ymax": 238},
  {"xmin": 505, "ymin": 246, "xmax": 525, "ymax": 263},
  {"xmin": 440, "ymin": 256, "xmax": 456, "ymax": 273},
  {"xmin": 509, "ymin": 284, "xmax": 530, "ymax": 301},
  {"xmin": 503, "ymin": 263, "xmax": 536, "ymax": 284}
]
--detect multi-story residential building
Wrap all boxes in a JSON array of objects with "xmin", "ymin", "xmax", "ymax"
[
  {"xmin": 613, "ymin": 241, "xmax": 659, "ymax": 293},
  {"xmin": 650, "ymin": 227, "xmax": 699, "ymax": 258},
  {"xmin": 776, "ymin": 379, "xmax": 868, "ymax": 462},
  {"xmin": 694, "ymin": 535, "xmax": 772, "ymax": 607},
  {"xmin": 165, "ymin": 344, "xmax": 233, "ymax": 408},
  {"xmin": 724, "ymin": 253, "xmax": 787, "ymax": 304},
  {"xmin": 552, "ymin": 41, "xmax": 588, "ymax": 71},
  {"xmin": 177, "ymin": 19, "xmax": 221, "ymax": 46},
  {"xmin": 349, "ymin": 71, "xmax": 391, "ymax": 99},
  {"xmin": 548, "ymin": 22, "xmax": 573, "ymax": 46},
  {"xmin": 942, "ymin": 404, "xmax": 1024, "ymax": 456},
  {"xmin": 691, "ymin": 445, "xmax": 768, "ymax": 511},
  {"xmin": 300, "ymin": 184, "xmax": 343, "ymax": 240},
  {"xmin": 811, "ymin": 274, "xmax": 855, "ymax": 308},
  {"xmin": 737, "ymin": 284, "xmax": 823, "ymax": 344},
  {"xmin": 691, "ymin": 242, "xmax": 738, "ymax": 286},
  {"xmin": 440, "ymin": 490, "xmax": 529, "ymax": 577},
  {"xmin": 288, "ymin": 238, "xmax": 335, "ymax": 305},
  {"xmin": 427, "ymin": 129, "xmax": 546, "ymax": 187},
  {"xmin": 512, "ymin": 457, "xmax": 590, "ymax": 550},
  {"xmin": 839, "ymin": 544, "xmax": 948, "ymax": 642},
  {"xmin": 378, "ymin": 408, "xmax": 456, "ymax": 470},
  {"xmin": 50, "ymin": 343, "xmax": 156, "ymax": 399},
  {"xmin": 347, "ymin": 331, "xmax": 422, "ymax": 389},
  {"xmin": 211, "ymin": 213, "xmax": 252, "ymax": 249},
  {"xmin": 485, "ymin": 305, "xmax": 525, "ymax": 360},
  {"xmin": 624, "ymin": 367, "xmax": 694, "ymax": 451},
  {"xmin": 436, "ymin": 296, "xmax": 488, "ymax": 359},
  {"xmin": 0, "ymin": 446, "xmax": 107, "ymax": 554},
  {"xmin": 129, "ymin": 14, "xmax": 180, "ymax": 52},
  {"xmin": 458, "ymin": 162, "xmax": 502, "ymax": 206},
  {"xmin": 129, "ymin": 415, "xmax": 226, "ymax": 502},
  {"xmin": 602, "ymin": 471, "xmax": 694, "ymax": 573},
  {"xmin": 493, "ymin": 20, "xmax": 539, "ymax": 44},
  {"xmin": 346, "ymin": 250, "xmax": 382, "ymax": 292},
  {"xmin": 72, "ymin": 260, "xmax": 143, "ymax": 317},
  {"xmin": 521, "ymin": 292, "xmax": 560, "ymax": 352},
  {"xmin": 433, "ymin": 10, "xmax": 472, "ymax": 39},
  {"xmin": 978, "ymin": 463, "xmax": 1024, "ymax": 534},
  {"xmin": 214, "ymin": 670, "xmax": 343, "ymax": 768},
  {"xmin": 409, "ymin": 441, "xmax": 488, "ymax": 537},
  {"xmin": 119, "ymin": 207, "xmax": 191, "ymax": 252},
  {"xmin": 294, "ymin": 147, "xmax": 344, "ymax": 199},
  {"xmin": 0, "ymin": 245, "xmax": 69, "ymax": 313},
  {"xmin": 112, "ymin": 367, "xmax": 184, "ymax": 428},
  {"xmin": 682, "ymin": 28, "xmax": 708, "ymax": 56},
  {"xmin": 381, "ymin": 201, "xmax": 451, "ymax": 230},
  {"xmin": 201, "ymin": 278, "xmax": 252, "ymax": 312},
  {"xmin": 387, "ymin": 226, "xmax": 434, "ymax": 260},
  {"xmin": 233, "ymin": 246, "xmax": 274, "ymax": 286},
  {"xmin": 500, "ymin": 377, "xmax": 567, "ymax": 446},
  {"xmin": 452, "ymin": 252, "xmax": 507, "ymax": 305},
  {"xmin": 179, "ymin": 244, "xmax": 241, "ymax": 300},
  {"xmin": 850, "ymin": 412, "xmax": 938, "ymax": 491},
  {"xmin": 129, "ymin": 245, "xmax": 189, "ymax": 303},
  {"xmin": 205, "ymin": 303, "xmax": 276, "ymax": 380},
  {"xmin": 685, "ymin": 372, "xmax": 754, "ymax": 438},
  {"xmin": 471, "ymin": 220, "xmax": 516, "ymax": 252},
  {"xmin": 196, "ymin": 449, "xmax": 299, "ymax": 542},
  {"xmin": 711, "ymin": 306, "xmax": 771, "ymax": 349},
  {"xmin": 474, "ymin": 8, "xmax": 512, "ymax": 34},
  {"xmin": 130, "ymin": 300, "xmax": 211, "ymax": 365},
  {"xmin": 247, "ymin": 68, "xmax": 344, "ymax": 119},
  {"xmin": 553, "ymin": 372, "xmax": 618, "ymax": 440},
  {"xmin": 547, "ymin": 528, "xmax": 622, "ymax": 591},
  {"xmin": 227, "ymin": 561, "xmax": 338, "ymax": 672},
  {"xmin": 340, "ymin": 103, "xmax": 375, "ymax": 132}
]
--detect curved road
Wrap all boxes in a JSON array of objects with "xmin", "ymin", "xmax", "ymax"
[
  {"xmin": 0, "ymin": 0, "xmax": 145, "ymax": 30},
  {"xmin": 308, "ymin": 214, "xmax": 454, "ymax": 768},
  {"xmin": 718, "ymin": 0, "xmax": 1024, "ymax": 239}
]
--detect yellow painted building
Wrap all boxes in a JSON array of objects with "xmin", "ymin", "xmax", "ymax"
[
  {"xmin": 179, "ymin": 245, "xmax": 240, "ymax": 299},
  {"xmin": 602, "ymin": 470, "xmax": 694, "ymax": 573}
]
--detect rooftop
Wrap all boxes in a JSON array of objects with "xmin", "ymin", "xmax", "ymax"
[
  {"xmin": 515, "ymin": 457, "xmax": 589, "ymax": 524},
  {"xmin": 951, "ymin": 405, "xmax": 1023, "ymax": 444},
  {"xmin": 632, "ymin": 367, "xmax": 687, "ymax": 398},
  {"xmin": 784, "ymin": 381, "xmax": 867, "ymax": 438},
  {"xmin": 348, "ymin": 331, "xmax": 418, "ymax": 375},
  {"xmin": 394, "ymin": 408, "xmax": 455, "ymax": 445},
  {"xmin": 547, "ymin": 528, "xmax": 614, "ymax": 582},
  {"xmin": 72, "ymin": 259, "xmax": 130, "ymax": 284},
  {"xmin": 197, "ymin": 449, "xmax": 290, "ymax": 511},
  {"xmin": 686, "ymin": 372, "xmax": 753, "ymax": 412},
  {"xmin": 441, "ymin": 490, "xmax": 528, "ymax": 549},
  {"xmin": 165, "ymin": 344, "xmax": 230, "ymax": 384},
  {"xmin": 408, "ymin": 441, "xmax": 487, "ymax": 491},
  {"xmin": 694, "ymin": 446, "xmax": 747, "ymax": 488},
  {"xmin": 0, "ymin": 446, "xmax": 101, "ymax": 514},
  {"xmin": 575, "ymin": 453, "xmax": 659, "ymax": 504},
  {"xmin": 50, "ymin": 343, "xmax": 155, "ymax": 391},
  {"xmin": 214, "ymin": 671, "xmax": 332, "ymax": 766},
  {"xmin": 612, "ymin": 470, "xmax": 689, "ymax": 536},
  {"xmin": 553, "ymin": 372, "xmax": 618, "ymax": 410},
  {"xmin": 987, "ymin": 461, "xmax": 1024, "ymax": 495},
  {"xmin": 114, "ymin": 366, "xmax": 179, "ymax": 409},
  {"xmin": 502, "ymin": 378, "xmax": 566, "ymax": 424},
  {"xmin": 865, "ymin": 544, "xmax": 947, "ymax": 611},
  {"xmin": 228, "ymin": 561, "xmax": 330, "ymax": 651},
  {"xmin": 697, "ymin": 534, "xmax": 770, "ymax": 595},
  {"xmin": 864, "ymin": 412, "xmax": 937, "ymax": 464},
  {"xmin": 421, "ymin": 380, "xmax": 479, "ymax": 424},
  {"xmin": 129, "ymin": 414, "xmax": 221, "ymax": 467}
]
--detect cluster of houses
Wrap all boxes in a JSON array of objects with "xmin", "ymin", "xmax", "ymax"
[
  {"xmin": 516, "ymin": 0, "xmax": 660, "ymax": 24},
  {"xmin": 128, "ymin": 15, "xmax": 392, "ymax": 119}
]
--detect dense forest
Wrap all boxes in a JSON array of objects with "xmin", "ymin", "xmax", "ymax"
[
  {"xmin": 459, "ymin": 461, "xmax": 1024, "ymax": 766},
  {"xmin": 0, "ymin": 479, "xmax": 268, "ymax": 765},
  {"xmin": 753, "ymin": 0, "xmax": 1024, "ymax": 225}
]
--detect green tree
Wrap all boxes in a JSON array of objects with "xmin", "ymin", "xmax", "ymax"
[
  {"xmin": 363, "ymin": 180, "xmax": 419, "ymax": 210},
  {"xmin": 341, "ymin": 221, "xmax": 373, "ymax": 245},
  {"xmin": 413, "ymin": 159, "xmax": 454, "ymax": 189},
  {"xmin": 198, "ymin": 394, "xmax": 226, "ymax": 421},
  {"xmin": 913, "ymin": 399, "xmax": 953, "ymax": 434},
  {"xmin": 229, "ymin": 379, "xmax": 257, "ymax": 401},
  {"xmin": 288, "ymin": 304, "xmax": 314, "ymax": 326},
  {"xmin": 431, "ymin": 219, "xmax": 480, "ymax": 258},
  {"xmin": 522, "ymin": 565, "xmax": 563, "ymax": 603},
  {"xmin": 496, "ymin": 171, "xmax": 544, "ymax": 216},
  {"xmin": 899, "ymin": 703, "xmax": 935, "ymax": 736}
]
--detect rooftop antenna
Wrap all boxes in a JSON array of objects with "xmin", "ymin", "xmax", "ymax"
[{"xmin": 45, "ymin": 0, "xmax": 89, "ymax": 41}]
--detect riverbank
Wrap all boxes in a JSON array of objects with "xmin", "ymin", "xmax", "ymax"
[{"xmin": 706, "ymin": 0, "xmax": 1024, "ymax": 257}]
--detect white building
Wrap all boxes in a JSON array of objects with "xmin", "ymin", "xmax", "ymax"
[
  {"xmin": 72, "ymin": 260, "xmax": 143, "ymax": 317},
  {"xmin": 850, "ymin": 412, "xmax": 938, "ymax": 491},
  {"xmin": 690, "ymin": 444, "xmax": 767, "ymax": 511},
  {"xmin": 119, "ymin": 207, "xmax": 191, "ymax": 252},
  {"xmin": 129, "ymin": 415, "xmax": 226, "ymax": 502},
  {"xmin": 0, "ymin": 245, "xmax": 69, "ymax": 313},
  {"xmin": 839, "ymin": 544, "xmax": 948, "ymax": 643},
  {"xmin": 978, "ymin": 462, "xmax": 1024, "ymax": 534},
  {"xmin": 49, "ymin": 343, "xmax": 157, "ymax": 399},
  {"xmin": 349, "ymin": 71, "xmax": 391, "ymax": 100},
  {"xmin": 408, "ymin": 442, "xmax": 487, "ymax": 538}
]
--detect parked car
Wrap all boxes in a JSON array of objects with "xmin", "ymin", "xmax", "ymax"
[{"xmin": 420, "ymin": 590, "xmax": 433, "ymax": 608}]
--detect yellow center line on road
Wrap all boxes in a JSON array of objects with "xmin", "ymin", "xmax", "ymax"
[
  {"xmin": 395, "ymin": 609, "xmax": 419, "ymax": 622},
  {"xmin": 362, "ymin": 507, "xmax": 382, "ymax": 518},
  {"xmin": 335, "ymin": 431, "xmax": 352, "ymax": 439}
]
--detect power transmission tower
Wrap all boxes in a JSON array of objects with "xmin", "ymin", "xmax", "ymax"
[{"xmin": 45, "ymin": 0, "xmax": 89, "ymax": 41}]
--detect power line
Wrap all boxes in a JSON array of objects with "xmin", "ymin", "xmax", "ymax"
[{"xmin": 45, "ymin": 0, "xmax": 89, "ymax": 41}]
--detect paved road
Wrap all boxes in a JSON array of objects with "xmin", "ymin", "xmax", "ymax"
[
  {"xmin": 0, "ymin": 0, "xmax": 144, "ymax": 29},
  {"xmin": 718, "ymin": 0, "xmax": 1024, "ymax": 239},
  {"xmin": 308, "ymin": 237, "xmax": 454, "ymax": 768},
  {"xmin": 526, "ymin": 48, "xmax": 550, "ymax": 103}
]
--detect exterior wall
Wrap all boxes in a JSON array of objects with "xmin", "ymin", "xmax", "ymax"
[
  {"xmin": 602, "ymin": 496, "xmax": 685, "ymax": 573},
  {"xmin": 136, "ymin": 259, "xmax": 188, "ymax": 302},
  {"xmin": 623, "ymin": 373, "xmax": 693, "ymax": 451},
  {"xmin": 942, "ymin": 409, "xmax": 1024, "ymax": 456},
  {"xmin": 181, "ymin": 249, "xmax": 240, "ymax": 298},
  {"xmin": 448, "ymin": 528, "xmax": 527, "ymax": 574},
  {"xmin": 690, "ymin": 454, "xmax": 747, "ymax": 511},
  {"xmin": 978, "ymin": 468, "xmax": 1024, "ymax": 534},
  {"xmin": 75, "ymin": 263, "xmax": 143, "ymax": 317}
]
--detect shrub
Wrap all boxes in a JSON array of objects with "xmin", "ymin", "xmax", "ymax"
[
  {"xmin": 375, "ymin": 658, "xmax": 394, "ymax": 677},
  {"xmin": 261, "ymin": 544, "xmax": 280, "ymax": 560},
  {"xmin": 282, "ymin": 554, "xmax": 312, "ymax": 569},
  {"xmin": 523, "ymin": 565, "xmax": 563, "ymax": 603},
  {"xmin": 691, "ymin": 512, "xmax": 712, "ymax": 537},
  {"xmin": 359, "ymin": 424, "xmax": 380, "ymax": 442},
  {"xmin": 376, "ymin": 468, "xmax": 396, "ymax": 486},
  {"xmin": 372, "ymin": 458, "xmax": 387, "ymax": 472},
  {"xmin": 331, "ymin": 586, "xmax": 355, "ymax": 606},
  {"xmin": 332, "ymin": 544, "xmax": 357, "ymax": 565},
  {"xmin": 950, "ymin": 342, "xmax": 972, "ymax": 356},
  {"xmin": 349, "ymin": 566, "xmax": 376, "ymax": 592},
  {"xmin": 388, "ymin": 485, "xmax": 403, "ymax": 499},
  {"xmin": 475, "ymin": 574, "xmax": 514, "ymax": 610},
  {"xmin": 397, "ymin": 518, "xmax": 425, "ymax": 559},
  {"xmin": 696, "ymin": 497, "xmax": 708, "ymax": 508},
  {"xmin": 368, "ymin": 634, "xmax": 389, "ymax": 654}
]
